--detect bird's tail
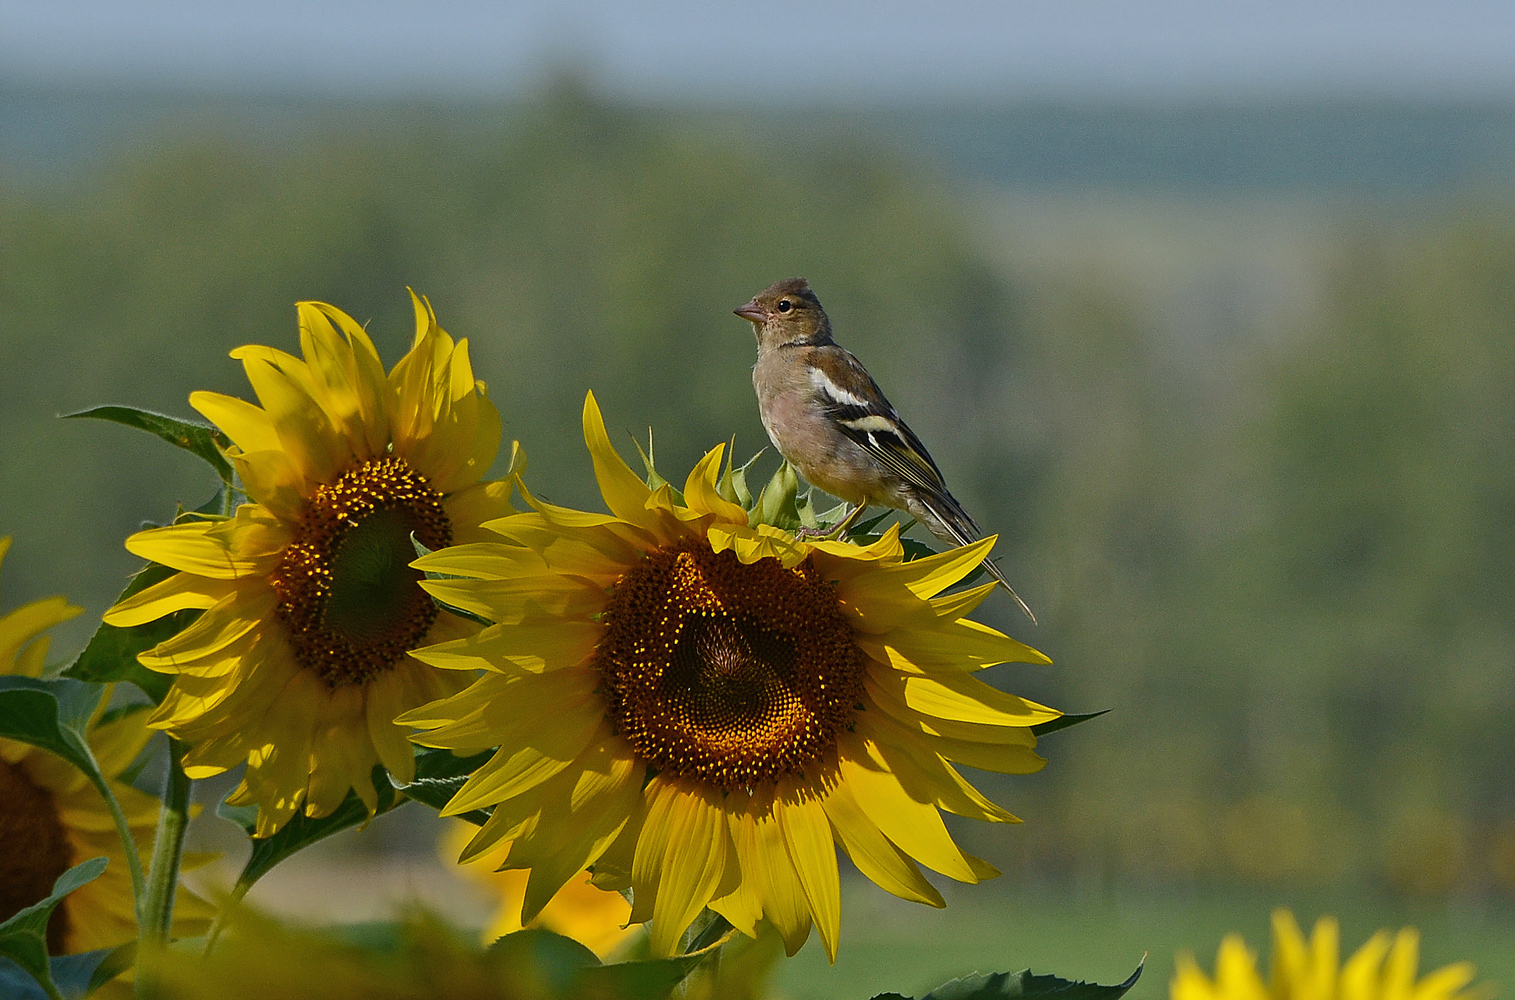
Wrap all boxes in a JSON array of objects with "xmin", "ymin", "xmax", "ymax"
[{"xmin": 909, "ymin": 488, "xmax": 1037, "ymax": 624}]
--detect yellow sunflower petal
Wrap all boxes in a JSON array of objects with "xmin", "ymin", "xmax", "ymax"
[
  {"xmin": 927, "ymin": 581, "xmax": 999, "ymax": 621},
  {"xmin": 743, "ymin": 786, "xmax": 813, "ymax": 956},
  {"xmin": 304, "ymin": 686, "xmax": 370, "ymax": 817},
  {"xmin": 682, "ymin": 445, "xmax": 749, "ymax": 525},
  {"xmin": 804, "ymin": 522, "xmax": 905, "ymax": 564},
  {"xmin": 189, "ymin": 390, "xmax": 281, "ymax": 455},
  {"xmin": 441, "ymin": 717, "xmax": 606, "ymax": 816},
  {"xmin": 11, "ymin": 638, "xmax": 51, "ymax": 678},
  {"xmin": 641, "ymin": 778, "xmax": 731, "ymax": 957},
  {"xmin": 233, "ymin": 349, "xmax": 344, "ymax": 485},
  {"xmin": 863, "ymin": 673, "xmax": 1039, "ymax": 745},
  {"xmin": 296, "ymin": 302, "xmax": 388, "ymax": 461},
  {"xmin": 421, "ymin": 575, "xmax": 608, "ymax": 627},
  {"xmin": 407, "ymin": 621, "xmax": 605, "ymax": 676},
  {"xmin": 481, "ymin": 520, "xmax": 637, "ymax": 584},
  {"xmin": 306, "ymin": 302, "xmax": 392, "ymax": 453},
  {"xmin": 847, "ymin": 536, "xmax": 998, "ymax": 601},
  {"xmin": 709, "ymin": 794, "xmax": 766, "ymax": 938},
  {"xmin": 414, "ymin": 540, "xmax": 551, "ymax": 581},
  {"xmin": 103, "ymin": 572, "xmax": 235, "ymax": 628},
  {"xmin": 0, "ymin": 595, "xmax": 82, "ymax": 670},
  {"xmin": 856, "ymin": 617, "xmax": 1051, "ymax": 672},
  {"xmin": 882, "ymin": 671, "xmax": 1060, "ymax": 728},
  {"xmin": 124, "ymin": 520, "xmax": 264, "ymax": 580},
  {"xmin": 88, "ymin": 709, "xmax": 156, "ymax": 778},
  {"xmin": 444, "ymin": 480, "xmax": 518, "ymax": 546},
  {"xmin": 821, "ymin": 772, "xmax": 943, "ymax": 907},
  {"xmin": 136, "ymin": 589, "xmax": 276, "ymax": 671},
  {"xmin": 581, "ymin": 391, "xmax": 664, "ymax": 536},
  {"xmin": 424, "ymin": 340, "xmax": 503, "ymax": 496},
  {"xmin": 231, "ymin": 448, "xmax": 309, "ymax": 521},
  {"xmin": 365, "ymin": 669, "xmax": 418, "ymax": 785},
  {"xmin": 409, "ymin": 668, "xmax": 600, "ymax": 753},
  {"xmin": 776, "ymin": 774, "xmax": 841, "ymax": 962},
  {"xmin": 1411, "ymin": 963, "xmax": 1479, "ymax": 1000},
  {"xmin": 706, "ymin": 523, "xmax": 810, "ymax": 569},
  {"xmin": 513, "ymin": 747, "xmax": 643, "ymax": 924},
  {"xmin": 862, "ymin": 712, "xmax": 1019, "ymax": 824},
  {"xmin": 835, "ymin": 729, "xmax": 980, "ymax": 882}
]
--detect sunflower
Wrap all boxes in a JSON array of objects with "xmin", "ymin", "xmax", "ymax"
[
  {"xmin": 442, "ymin": 820, "xmax": 636, "ymax": 959},
  {"xmin": 1172, "ymin": 910, "xmax": 1485, "ymax": 1000},
  {"xmin": 0, "ymin": 537, "xmax": 213, "ymax": 953},
  {"xmin": 400, "ymin": 392, "xmax": 1057, "ymax": 960},
  {"xmin": 103, "ymin": 294, "xmax": 516, "ymax": 836}
]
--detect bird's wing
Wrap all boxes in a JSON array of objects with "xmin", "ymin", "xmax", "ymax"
[
  {"xmin": 807, "ymin": 347, "xmax": 956, "ymax": 496},
  {"xmin": 808, "ymin": 348, "xmax": 1035, "ymax": 621}
]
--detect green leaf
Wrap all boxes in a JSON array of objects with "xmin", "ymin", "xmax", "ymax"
[
  {"xmin": 396, "ymin": 746, "xmax": 494, "ymax": 825},
  {"xmin": 876, "ymin": 959, "xmax": 1144, "ymax": 1000},
  {"xmin": 64, "ymin": 405, "xmax": 233, "ymax": 481},
  {"xmin": 753, "ymin": 460, "xmax": 802, "ymax": 530},
  {"xmin": 488, "ymin": 928, "xmax": 600, "ymax": 995},
  {"xmin": 0, "ymin": 945, "xmax": 132, "ymax": 1000},
  {"xmin": 1031, "ymin": 711, "xmax": 1110, "ymax": 738},
  {"xmin": 81, "ymin": 942, "xmax": 136, "ymax": 995},
  {"xmin": 217, "ymin": 764, "xmax": 402, "ymax": 892},
  {"xmin": 0, "ymin": 676, "xmax": 107, "ymax": 778},
  {"xmin": 482, "ymin": 924, "xmax": 731, "ymax": 1000},
  {"xmin": 63, "ymin": 562, "xmax": 191, "ymax": 704},
  {"xmin": 581, "ymin": 924, "xmax": 733, "ymax": 1000},
  {"xmin": 0, "ymin": 858, "xmax": 109, "ymax": 1000}
]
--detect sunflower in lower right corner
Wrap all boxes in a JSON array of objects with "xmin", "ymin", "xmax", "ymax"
[
  {"xmin": 1172, "ymin": 909, "xmax": 1487, "ymax": 1000},
  {"xmin": 399, "ymin": 391, "xmax": 1059, "ymax": 962}
]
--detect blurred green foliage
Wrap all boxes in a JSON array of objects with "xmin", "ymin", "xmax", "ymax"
[{"xmin": 2, "ymin": 82, "xmax": 1513, "ymax": 899}]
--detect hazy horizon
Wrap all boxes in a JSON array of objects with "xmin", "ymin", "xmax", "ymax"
[{"xmin": 4, "ymin": 1, "xmax": 1515, "ymax": 101}]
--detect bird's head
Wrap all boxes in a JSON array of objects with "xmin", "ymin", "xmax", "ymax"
[{"xmin": 734, "ymin": 277, "xmax": 833, "ymax": 350}]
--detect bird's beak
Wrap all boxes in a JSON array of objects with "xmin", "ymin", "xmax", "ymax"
[{"xmin": 733, "ymin": 300, "xmax": 768, "ymax": 324}]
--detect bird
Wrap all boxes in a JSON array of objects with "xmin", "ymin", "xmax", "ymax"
[{"xmin": 735, "ymin": 277, "xmax": 1035, "ymax": 623}]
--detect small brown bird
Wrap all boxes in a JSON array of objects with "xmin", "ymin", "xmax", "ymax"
[{"xmin": 735, "ymin": 277, "xmax": 1035, "ymax": 622}]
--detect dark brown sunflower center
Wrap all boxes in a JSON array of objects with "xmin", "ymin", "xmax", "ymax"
[
  {"xmin": 270, "ymin": 455, "xmax": 452, "ymax": 688},
  {"xmin": 0, "ymin": 756, "xmax": 74, "ymax": 954},
  {"xmin": 594, "ymin": 540, "xmax": 864, "ymax": 787}
]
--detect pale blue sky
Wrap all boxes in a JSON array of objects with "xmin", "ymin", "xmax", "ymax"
[{"xmin": 2, "ymin": 0, "xmax": 1514, "ymax": 99}]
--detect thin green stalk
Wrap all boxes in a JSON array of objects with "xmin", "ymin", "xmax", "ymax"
[
  {"xmin": 141, "ymin": 738, "xmax": 192, "ymax": 943},
  {"xmin": 201, "ymin": 881, "xmax": 250, "ymax": 956},
  {"xmin": 83, "ymin": 755, "xmax": 146, "ymax": 925},
  {"xmin": 135, "ymin": 738, "xmax": 192, "ymax": 999}
]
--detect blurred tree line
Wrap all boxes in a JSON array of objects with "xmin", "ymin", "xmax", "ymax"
[{"xmin": 2, "ymin": 80, "xmax": 1512, "ymax": 899}]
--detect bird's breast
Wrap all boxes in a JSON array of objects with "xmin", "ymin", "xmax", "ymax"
[{"xmin": 753, "ymin": 357, "xmax": 888, "ymax": 505}]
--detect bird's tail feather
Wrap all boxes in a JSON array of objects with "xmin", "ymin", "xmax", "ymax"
[{"xmin": 914, "ymin": 489, "xmax": 1037, "ymax": 624}]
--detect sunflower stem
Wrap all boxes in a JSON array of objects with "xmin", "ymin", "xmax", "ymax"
[
  {"xmin": 135, "ymin": 737, "xmax": 192, "ymax": 996},
  {"xmin": 200, "ymin": 881, "xmax": 249, "ymax": 956},
  {"xmin": 83, "ymin": 751, "xmax": 147, "ymax": 923}
]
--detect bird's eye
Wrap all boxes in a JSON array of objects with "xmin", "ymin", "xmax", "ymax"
[{"xmin": 777, "ymin": 299, "xmax": 793, "ymax": 313}]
